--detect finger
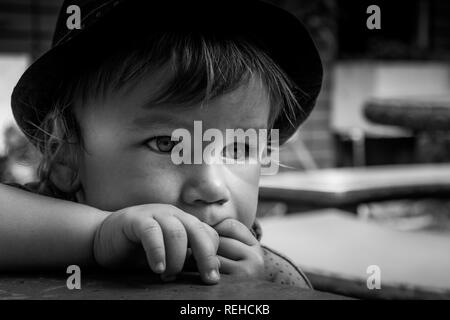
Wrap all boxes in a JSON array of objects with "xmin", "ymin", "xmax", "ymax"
[
  {"xmin": 218, "ymin": 236, "xmax": 248, "ymax": 261},
  {"xmin": 155, "ymin": 215, "xmax": 188, "ymax": 280},
  {"xmin": 183, "ymin": 248, "xmax": 197, "ymax": 272},
  {"xmin": 133, "ymin": 217, "xmax": 166, "ymax": 274},
  {"xmin": 217, "ymin": 256, "xmax": 239, "ymax": 275},
  {"xmin": 175, "ymin": 213, "xmax": 220, "ymax": 284},
  {"xmin": 214, "ymin": 219, "xmax": 258, "ymax": 246},
  {"xmin": 203, "ymin": 223, "xmax": 220, "ymax": 252},
  {"xmin": 219, "ymin": 254, "xmax": 265, "ymax": 279},
  {"xmin": 183, "ymin": 247, "xmax": 221, "ymax": 272}
]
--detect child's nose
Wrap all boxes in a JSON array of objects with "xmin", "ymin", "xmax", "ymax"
[{"xmin": 180, "ymin": 163, "xmax": 230, "ymax": 207}]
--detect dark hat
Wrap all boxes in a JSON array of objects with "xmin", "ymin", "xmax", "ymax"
[{"xmin": 11, "ymin": 0, "xmax": 323, "ymax": 145}]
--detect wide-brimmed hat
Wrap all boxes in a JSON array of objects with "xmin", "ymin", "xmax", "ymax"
[{"xmin": 11, "ymin": 0, "xmax": 323, "ymax": 145}]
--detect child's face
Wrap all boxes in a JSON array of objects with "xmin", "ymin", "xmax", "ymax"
[{"xmin": 73, "ymin": 70, "xmax": 271, "ymax": 229}]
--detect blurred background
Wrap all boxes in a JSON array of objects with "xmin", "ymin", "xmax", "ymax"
[{"xmin": 0, "ymin": 0, "xmax": 450, "ymax": 299}]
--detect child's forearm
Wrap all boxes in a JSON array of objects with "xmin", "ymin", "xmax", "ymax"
[{"xmin": 0, "ymin": 183, "xmax": 108, "ymax": 270}]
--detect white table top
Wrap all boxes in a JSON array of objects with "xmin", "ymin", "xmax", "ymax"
[
  {"xmin": 260, "ymin": 209, "xmax": 450, "ymax": 299},
  {"xmin": 259, "ymin": 164, "xmax": 450, "ymax": 205}
]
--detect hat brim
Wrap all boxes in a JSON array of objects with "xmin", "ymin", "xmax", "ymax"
[{"xmin": 11, "ymin": 0, "xmax": 322, "ymax": 145}]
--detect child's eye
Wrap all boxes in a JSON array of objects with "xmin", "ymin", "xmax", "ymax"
[
  {"xmin": 146, "ymin": 136, "xmax": 178, "ymax": 153},
  {"xmin": 222, "ymin": 142, "xmax": 250, "ymax": 160}
]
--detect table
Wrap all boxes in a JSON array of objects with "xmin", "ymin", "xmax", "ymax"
[
  {"xmin": 364, "ymin": 96, "xmax": 450, "ymax": 163},
  {"xmin": 364, "ymin": 95, "xmax": 450, "ymax": 131},
  {"xmin": 259, "ymin": 164, "xmax": 450, "ymax": 208},
  {"xmin": 260, "ymin": 209, "xmax": 450, "ymax": 299},
  {"xmin": 0, "ymin": 271, "xmax": 346, "ymax": 300}
]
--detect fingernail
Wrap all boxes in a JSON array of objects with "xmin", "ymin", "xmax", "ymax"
[
  {"xmin": 207, "ymin": 269, "xmax": 220, "ymax": 282},
  {"xmin": 154, "ymin": 262, "xmax": 165, "ymax": 273}
]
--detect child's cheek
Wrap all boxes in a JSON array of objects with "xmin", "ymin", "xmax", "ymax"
[
  {"xmin": 226, "ymin": 166, "xmax": 260, "ymax": 228},
  {"xmin": 225, "ymin": 162, "xmax": 261, "ymax": 185},
  {"xmin": 129, "ymin": 161, "xmax": 183, "ymax": 204}
]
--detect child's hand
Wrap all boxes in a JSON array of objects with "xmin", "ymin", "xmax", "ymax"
[
  {"xmin": 214, "ymin": 218, "xmax": 265, "ymax": 279},
  {"xmin": 93, "ymin": 204, "xmax": 221, "ymax": 284}
]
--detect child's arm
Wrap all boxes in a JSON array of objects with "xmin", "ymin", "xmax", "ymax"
[
  {"xmin": 0, "ymin": 183, "xmax": 221, "ymax": 285},
  {"xmin": 0, "ymin": 182, "xmax": 107, "ymax": 269}
]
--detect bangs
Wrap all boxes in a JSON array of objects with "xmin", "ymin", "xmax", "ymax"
[{"xmin": 64, "ymin": 32, "xmax": 303, "ymax": 128}]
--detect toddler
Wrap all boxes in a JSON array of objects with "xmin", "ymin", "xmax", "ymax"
[{"xmin": 0, "ymin": 0, "xmax": 322, "ymax": 288}]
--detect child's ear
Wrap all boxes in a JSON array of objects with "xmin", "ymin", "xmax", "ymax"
[{"xmin": 49, "ymin": 161, "xmax": 81, "ymax": 194}]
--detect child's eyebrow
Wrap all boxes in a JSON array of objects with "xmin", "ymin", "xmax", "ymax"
[
  {"xmin": 131, "ymin": 113, "xmax": 267, "ymax": 130},
  {"xmin": 129, "ymin": 112, "xmax": 268, "ymax": 132},
  {"xmin": 130, "ymin": 113, "xmax": 189, "ymax": 131}
]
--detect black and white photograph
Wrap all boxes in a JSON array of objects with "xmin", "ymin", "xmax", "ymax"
[{"xmin": 0, "ymin": 0, "xmax": 449, "ymax": 309}]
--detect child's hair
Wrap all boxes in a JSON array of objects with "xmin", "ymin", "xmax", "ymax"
[{"xmin": 33, "ymin": 31, "xmax": 305, "ymax": 198}]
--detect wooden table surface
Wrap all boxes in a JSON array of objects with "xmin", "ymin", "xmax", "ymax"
[{"xmin": 0, "ymin": 271, "xmax": 346, "ymax": 300}]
